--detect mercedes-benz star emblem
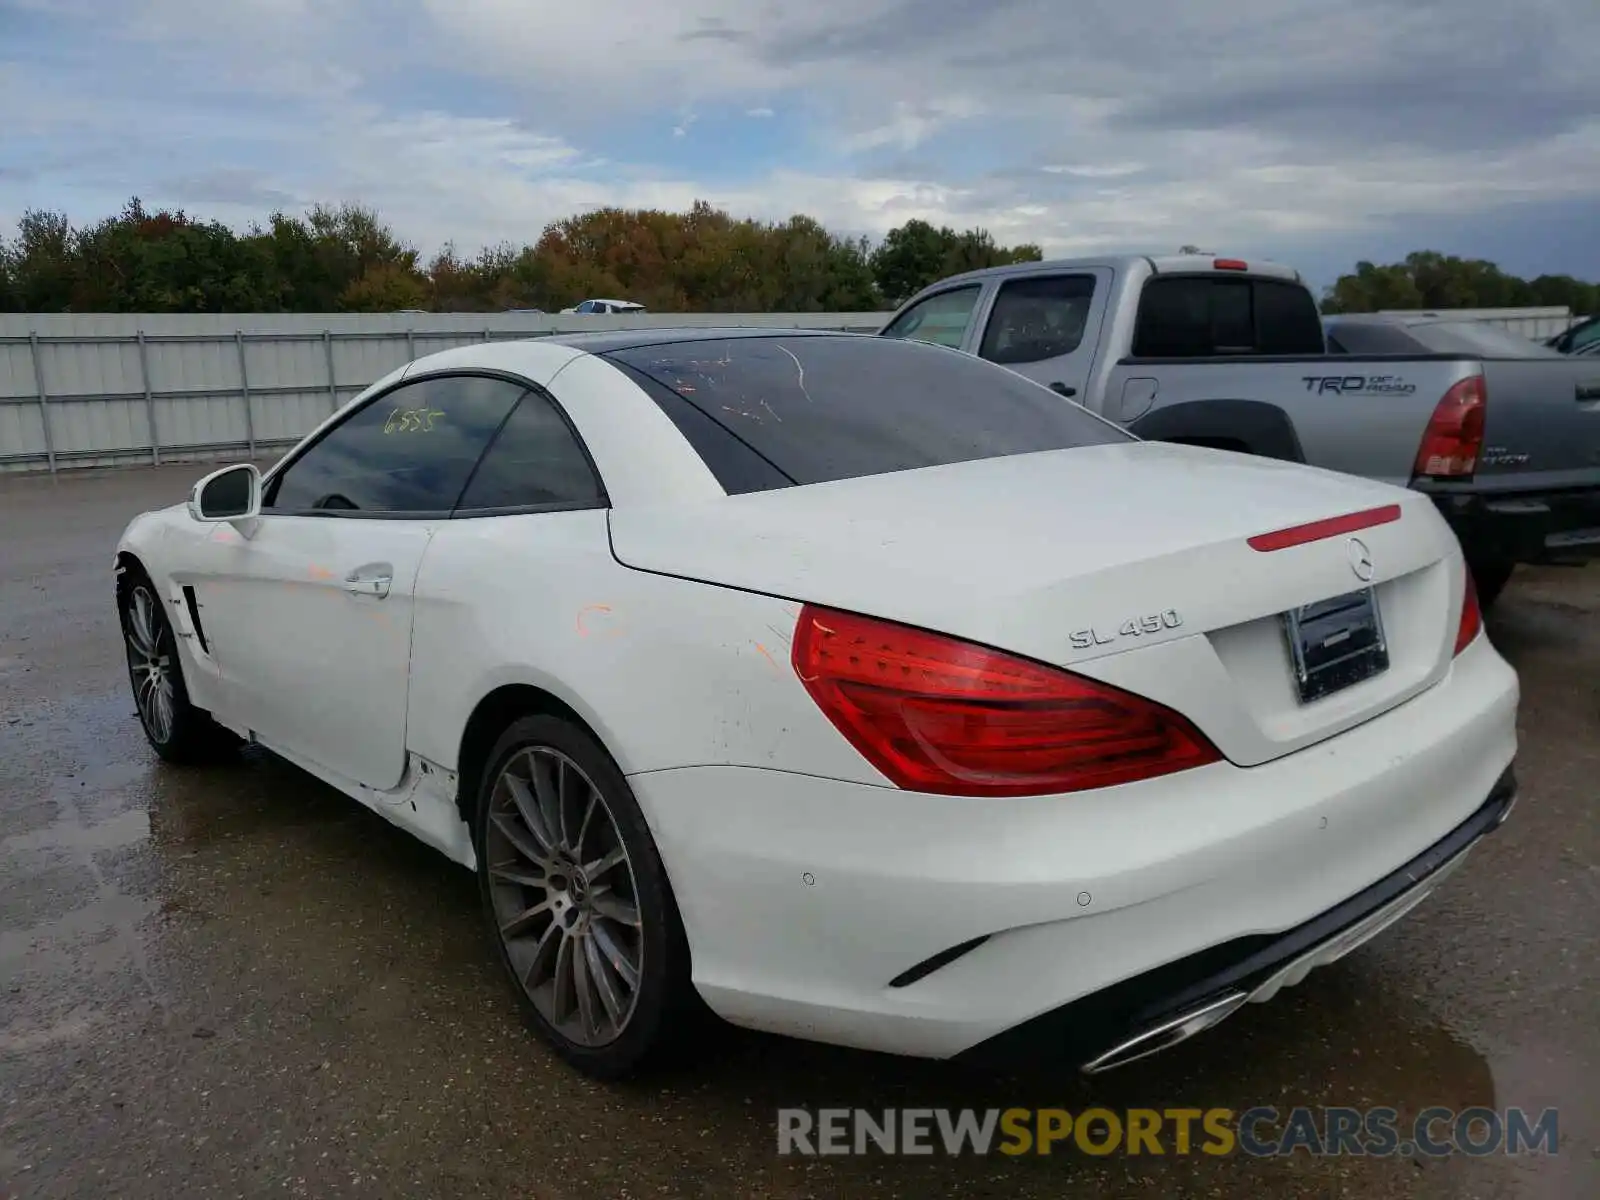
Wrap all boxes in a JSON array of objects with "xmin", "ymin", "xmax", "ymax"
[{"xmin": 1348, "ymin": 536, "xmax": 1375, "ymax": 582}]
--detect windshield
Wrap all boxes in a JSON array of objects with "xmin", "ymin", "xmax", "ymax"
[{"xmin": 604, "ymin": 334, "xmax": 1133, "ymax": 494}]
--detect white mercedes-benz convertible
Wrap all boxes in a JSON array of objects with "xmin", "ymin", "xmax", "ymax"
[{"xmin": 114, "ymin": 329, "xmax": 1519, "ymax": 1079}]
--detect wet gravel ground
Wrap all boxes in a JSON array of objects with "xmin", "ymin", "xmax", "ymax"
[{"xmin": 1, "ymin": 463, "xmax": 1596, "ymax": 1199}]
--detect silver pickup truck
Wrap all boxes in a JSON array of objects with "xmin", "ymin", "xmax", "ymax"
[{"xmin": 879, "ymin": 254, "xmax": 1600, "ymax": 607}]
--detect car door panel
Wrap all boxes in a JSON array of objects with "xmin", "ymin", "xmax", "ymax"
[
  {"xmin": 404, "ymin": 386, "xmax": 613, "ymax": 771},
  {"xmin": 189, "ymin": 373, "xmax": 530, "ymax": 791},
  {"xmin": 196, "ymin": 517, "xmax": 436, "ymax": 790}
]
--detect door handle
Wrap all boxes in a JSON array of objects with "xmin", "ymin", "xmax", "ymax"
[
  {"xmin": 1049, "ymin": 381, "xmax": 1078, "ymax": 397},
  {"xmin": 343, "ymin": 565, "xmax": 393, "ymax": 599},
  {"xmin": 344, "ymin": 576, "xmax": 392, "ymax": 598}
]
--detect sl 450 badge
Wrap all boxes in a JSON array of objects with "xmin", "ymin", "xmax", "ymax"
[{"xmin": 1070, "ymin": 609, "xmax": 1183, "ymax": 649}]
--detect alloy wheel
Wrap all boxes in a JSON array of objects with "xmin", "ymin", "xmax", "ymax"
[
  {"xmin": 485, "ymin": 746, "xmax": 645, "ymax": 1047},
  {"xmin": 125, "ymin": 585, "xmax": 176, "ymax": 744}
]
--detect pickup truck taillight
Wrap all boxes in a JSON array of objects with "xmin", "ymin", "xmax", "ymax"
[{"xmin": 1414, "ymin": 376, "xmax": 1486, "ymax": 478}]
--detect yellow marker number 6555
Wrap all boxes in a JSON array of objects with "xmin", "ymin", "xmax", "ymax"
[{"xmin": 384, "ymin": 407, "xmax": 445, "ymax": 434}]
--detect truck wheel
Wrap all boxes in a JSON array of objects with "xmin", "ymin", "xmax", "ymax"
[{"xmin": 1469, "ymin": 563, "xmax": 1513, "ymax": 611}]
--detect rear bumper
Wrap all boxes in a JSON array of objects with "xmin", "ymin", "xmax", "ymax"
[
  {"xmin": 958, "ymin": 765, "xmax": 1516, "ymax": 1072},
  {"xmin": 631, "ymin": 634, "xmax": 1519, "ymax": 1062},
  {"xmin": 1417, "ymin": 482, "xmax": 1600, "ymax": 566}
]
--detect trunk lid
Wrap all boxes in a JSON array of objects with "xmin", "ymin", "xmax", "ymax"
[{"xmin": 609, "ymin": 441, "xmax": 1465, "ymax": 767}]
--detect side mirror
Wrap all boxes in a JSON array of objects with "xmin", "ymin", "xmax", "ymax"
[{"xmin": 188, "ymin": 463, "xmax": 262, "ymax": 528}]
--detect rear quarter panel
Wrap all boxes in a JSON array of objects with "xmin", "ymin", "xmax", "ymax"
[{"xmin": 402, "ymin": 509, "xmax": 890, "ymax": 789}]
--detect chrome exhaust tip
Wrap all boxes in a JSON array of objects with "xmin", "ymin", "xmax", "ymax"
[{"xmin": 1079, "ymin": 991, "xmax": 1250, "ymax": 1075}]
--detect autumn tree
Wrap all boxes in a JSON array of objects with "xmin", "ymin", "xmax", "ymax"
[{"xmin": 15, "ymin": 196, "xmax": 1585, "ymax": 319}]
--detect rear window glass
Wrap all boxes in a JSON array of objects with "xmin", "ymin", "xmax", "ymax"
[
  {"xmin": 1254, "ymin": 280, "xmax": 1326, "ymax": 354},
  {"xmin": 604, "ymin": 335, "xmax": 1132, "ymax": 494},
  {"xmin": 1132, "ymin": 276, "xmax": 1324, "ymax": 357}
]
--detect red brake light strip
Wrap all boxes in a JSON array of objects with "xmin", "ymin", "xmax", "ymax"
[{"xmin": 1247, "ymin": 503, "xmax": 1402, "ymax": 552}]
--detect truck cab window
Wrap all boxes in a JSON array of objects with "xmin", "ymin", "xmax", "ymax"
[
  {"xmin": 1133, "ymin": 276, "xmax": 1324, "ymax": 357},
  {"xmin": 881, "ymin": 286, "xmax": 982, "ymax": 350},
  {"xmin": 978, "ymin": 275, "xmax": 1097, "ymax": 365}
]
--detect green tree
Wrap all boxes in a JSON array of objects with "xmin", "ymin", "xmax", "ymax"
[
  {"xmin": 69, "ymin": 198, "xmax": 278, "ymax": 311},
  {"xmin": 869, "ymin": 220, "xmax": 950, "ymax": 306},
  {"xmin": 1322, "ymin": 251, "xmax": 1598, "ymax": 315},
  {"xmin": 1526, "ymin": 274, "xmax": 1600, "ymax": 315},
  {"xmin": 246, "ymin": 212, "xmax": 353, "ymax": 311},
  {"xmin": 3, "ymin": 210, "xmax": 82, "ymax": 311},
  {"xmin": 868, "ymin": 219, "xmax": 1042, "ymax": 305},
  {"xmin": 1321, "ymin": 261, "xmax": 1426, "ymax": 313}
]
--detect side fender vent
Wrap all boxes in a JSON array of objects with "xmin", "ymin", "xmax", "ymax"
[{"xmin": 182, "ymin": 586, "xmax": 210, "ymax": 654}]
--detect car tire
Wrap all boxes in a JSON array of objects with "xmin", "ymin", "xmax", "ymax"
[
  {"xmin": 118, "ymin": 566, "xmax": 241, "ymax": 764},
  {"xmin": 473, "ymin": 713, "xmax": 698, "ymax": 1080},
  {"xmin": 1469, "ymin": 562, "xmax": 1514, "ymax": 611}
]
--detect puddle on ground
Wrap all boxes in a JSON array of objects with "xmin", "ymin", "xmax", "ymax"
[{"xmin": 3, "ymin": 806, "xmax": 150, "ymax": 856}]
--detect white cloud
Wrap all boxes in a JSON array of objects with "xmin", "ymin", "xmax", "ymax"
[
  {"xmin": 3, "ymin": 0, "xmax": 1599, "ymax": 284},
  {"xmin": 1042, "ymin": 164, "xmax": 1146, "ymax": 179},
  {"xmin": 836, "ymin": 97, "xmax": 986, "ymax": 154},
  {"xmin": 417, "ymin": 0, "xmax": 801, "ymax": 106},
  {"xmin": 394, "ymin": 0, "xmax": 1600, "ymax": 264}
]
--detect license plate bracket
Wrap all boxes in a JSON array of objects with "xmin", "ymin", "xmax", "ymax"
[{"xmin": 1282, "ymin": 587, "xmax": 1389, "ymax": 704}]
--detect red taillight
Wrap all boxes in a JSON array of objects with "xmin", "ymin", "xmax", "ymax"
[
  {"xmin": 1455, "ymin": 568, "xmax": 1482, "ymax": 656},
  {"xmin": 791, "ymin": 605, "xmax": 1222, "ymax": 797},
  {"xmin": 1247, "ymin": 503, "xmax": 1402, "ymax": 552},
  {"xmin": 1414, "ymin": 376, "xmax": 1486, "ymax": 479},
  {"xmin": 1213, "ymin": 258, "xmax": 1249, "ymax": 271}
]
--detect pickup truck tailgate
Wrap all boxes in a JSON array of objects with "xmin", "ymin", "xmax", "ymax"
[{"xmin": 1478, "ymin": 358, "xmax": 1600, "ymax": 486}]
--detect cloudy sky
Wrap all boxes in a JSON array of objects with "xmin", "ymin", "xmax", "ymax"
[{"xmin": 2, "ymin": 0, "xmax": 1597, "ymax": 292}]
